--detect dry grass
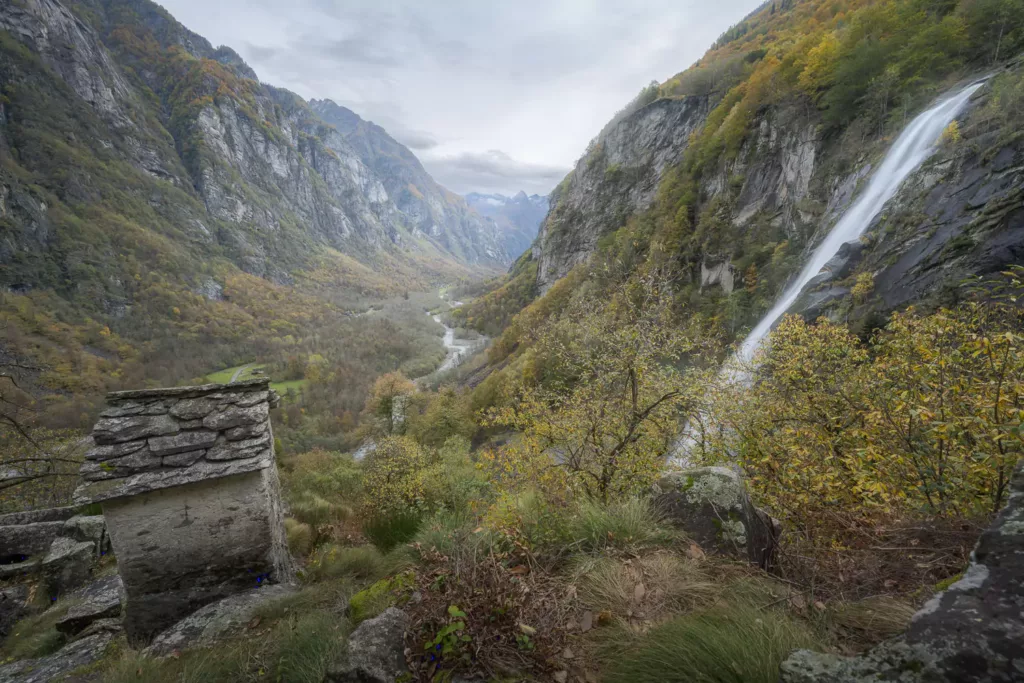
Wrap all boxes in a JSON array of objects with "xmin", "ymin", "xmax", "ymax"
[
  {"xmin": 570, "ymin": 552, "xmax": 717, "ymax": 626},
  {"xmin": 831, "ymin": 596, "xmax": 917, "ymax": 641}
]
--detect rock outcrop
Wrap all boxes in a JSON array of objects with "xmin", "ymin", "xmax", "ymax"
[
  {"xmin": 529, "ymin": 61, "xmax": 1023, "ymax": 336},
  {"xmin": 0, "ymin": 632, "xmax": 114, "ymax": 683},
  {"xmin": 146, "ymin": 583, "xmax": 296, "ymax": 656},
  {"xmin": 74, "ymin": 380, "xmax": 293, "ymax": 645},
  {"xmin": 533, "ymin": 96, "xmax": 709, "ymax": 291},
  {"xmin": 780, "ymin": 459, "xmax": 1024, "ymax": 682},
  {"xmin": 55, "ymin": 575, "xmax": 123, "ymax": 636},
  {"xmin": 654, "ymin": 467, "xmax": 777, "ymax": 568},
  {"xmin": 326, "ymin": 607, "xmax": 411, "ymax": 683}
]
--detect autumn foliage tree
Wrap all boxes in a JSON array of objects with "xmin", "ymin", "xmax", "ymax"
[
  {"xmin": 702, "ymin": 292, "xmax": 1024, "ymax": 547},
  {"xmin": 485, "ymin": 280, "xmax": 718, "ymax": 502}
]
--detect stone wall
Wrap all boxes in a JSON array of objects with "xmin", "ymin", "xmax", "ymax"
[{"xmin": 74, "ymin": 380, "xmax": 293, "ymax": 645}]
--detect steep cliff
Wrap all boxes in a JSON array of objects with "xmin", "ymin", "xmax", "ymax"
[
  {"xmin": 0, "ymin": 0, "xmax": 507, "ymax": 299},
  {"xmin": 533, "ymin": 96, "xmax": 709, "ymax": 291}
]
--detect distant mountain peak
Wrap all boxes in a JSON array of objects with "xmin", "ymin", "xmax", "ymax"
[{"xmin": 465, "ymin": 192, "xmax": 550, "ymax": 261}]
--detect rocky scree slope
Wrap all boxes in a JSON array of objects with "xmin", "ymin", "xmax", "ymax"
[{"xmin": 0, "ymin": 0, "xmax": 507, "ymax": 301}]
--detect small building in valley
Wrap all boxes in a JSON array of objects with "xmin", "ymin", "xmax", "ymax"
[{"xmin": 74, "ymin": 379, "xmax": 293, "ymax": 645}]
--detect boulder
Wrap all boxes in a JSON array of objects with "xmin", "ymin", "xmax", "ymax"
[
  {"xmin": 41, "ymin": 537, "xmax": 94, "ymax": 598},
  {"xmin": 56, "ymin": 575, "xmax": 123, "ymax": 635},
  {"xmin": 0, "ymin": 586, "xmax": 28, "ymax": 639},
  {"xmin": 0, "ymin": 631, "xmax": 113, "ymax": 683},
  {"xmin": 0, "ymin": 521, "xmax": 67, "ymax": 559},
  {"xmin": 146, "ymin": 584, "xmax": 296, "ymax": 656},
  {"xmin": 780, "ymin": 459, "xmax": 1024, "ymax": 682},
  {"xmin": 326, "ymin": 607, "xmax": 410, "ymax": 683},
  {"xmin": 653, "ymin": 467, "xmax": 776, "ymax": 568},
  {"xmin": 62, "ymin": 515, "xmax": 109, "ymax": 557}
]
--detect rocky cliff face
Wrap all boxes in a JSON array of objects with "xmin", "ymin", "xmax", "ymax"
[
  {"xmin": 533, "ymin": 96, "xmax": 709, "ymax": 291},
  {"xmin": 530, "ymin": 71, "xmax": 1023, "ymax": 330},
  {"xmin": 0, "ymin": 0, "xmax": 507, "ymax": 300},
  {"xmin": 309, "ymin": 98, "xmax": 508, "ymax": 265},
  {"xmin": 465, "ymin": 191, "xmax": 548, "ymax": 260}
]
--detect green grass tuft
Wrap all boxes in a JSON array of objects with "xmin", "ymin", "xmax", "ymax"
[
  {"xmin": 597, "ymin": 601, "xmax": 820, "ymax": 683},
  {"xmin": 561, "ymin": 497, "xmax": 675, "ymax": 552},
  {"xmin": 362, "ymin": 510, "xmax": 423, "ymax": 552},
  {"xmin": 0, "ymin": 598, "xmax": 82, "ymax": 662}
]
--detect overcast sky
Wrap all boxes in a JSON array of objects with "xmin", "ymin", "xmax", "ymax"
[{"xmin": 159, "ymin": 0, "xmax": 758, "ymax": 196}]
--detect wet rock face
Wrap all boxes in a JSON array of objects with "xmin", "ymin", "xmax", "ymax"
[
  {"xmin": 653, "ymin": 467, "xmax": 776, "ymax": 569},
  {"xmin": 781, "ymin": 460, "xmax": 1024, "ymax": 682},
  {"xmin": 74, "ymin": 380, "xmax": 293, "ymax": 645},
  {"xmin": 326, "ymin": 607, "xmax": 410, "ymax": 683}
]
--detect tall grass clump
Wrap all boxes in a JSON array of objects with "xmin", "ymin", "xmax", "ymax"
[
  {"xmin": 413, "ymin": 509, "xmax": 487, "ymax": 558},
  {"xmin": 362, "ymin": 510, "xmax": 423, "ymax": 552},
  {"xmin": 562, "ymin": 497, "xmax": 674, "ymax": 551},
  {"xmin": 598, "ymin": 601, "xmax": 820, "ymax": 683},
  {"xmin": 270, "ymin": 611, "xmax": 344, "ymax": 682},
  {"xmin": 305, "ymin": 544, "xmax": 387, "ymax": 582}
]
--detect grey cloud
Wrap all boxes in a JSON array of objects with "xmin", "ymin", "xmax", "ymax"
[
  {"xmin": 244, "ymin": 43, "xmax": 278, "ymax": 63},
  {"xmin": 424, "ymin": 150, "xmax": 569, "ymax": 196},
  {"xmin": 396, "ymin": 130, "xmax": 439, "ymax": 150}
]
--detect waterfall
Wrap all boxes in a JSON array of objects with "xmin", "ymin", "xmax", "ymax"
[
  {"xmin": 736, "ymin": 79, "xmax": 985, "ymax": 363},
  {"xmin": 670, "ymin": 79, "xmax": 985, "ymax": 465}
]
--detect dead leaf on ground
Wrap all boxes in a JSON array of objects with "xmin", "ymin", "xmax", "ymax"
[
  {"xmin": 633, "ymin": 582, "xmax": 646, "ymax": 602},
  {"xmin": 247, "ymin": 616, "xmax": 261, "ymax": 629},
  {"xmin": 686, "ymin": 543, "xmax": 706, "ymax": 560}
]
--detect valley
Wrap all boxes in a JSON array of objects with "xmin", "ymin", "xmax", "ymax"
[{"xmin": 0, "ymin": 0, "xmax": 1023, "ymax": 681}]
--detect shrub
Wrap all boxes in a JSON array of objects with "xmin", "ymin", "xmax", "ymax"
[{"xmin": 361, "ymin": 436, "xmax": 430, "ymax": 516}]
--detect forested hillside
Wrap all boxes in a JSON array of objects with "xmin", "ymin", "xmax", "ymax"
[{"xmin": 0, "ymin": 0, "xmax": 504, "ymax": 433}]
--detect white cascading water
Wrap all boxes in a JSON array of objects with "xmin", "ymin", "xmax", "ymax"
[
  {"xmin": 736, "ymin": 79, "xmax": 986, "ymax": 363},
  {"xmin": 671, "ymin": 79, "xmax": 985, "ymax": 464}
]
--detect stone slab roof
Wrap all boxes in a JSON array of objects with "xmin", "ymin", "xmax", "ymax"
[{"xmin": 74, "ymin": 381, "xmax": 278, "ymax": 504}]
